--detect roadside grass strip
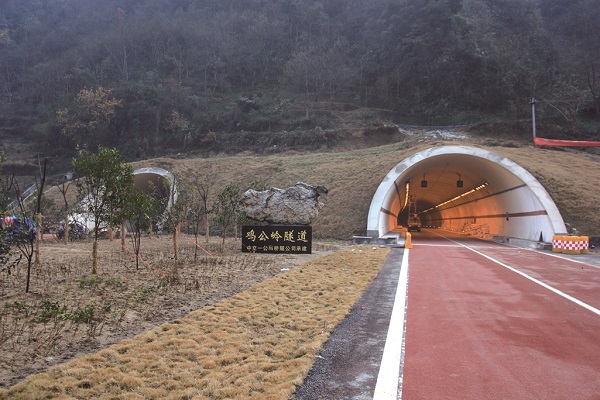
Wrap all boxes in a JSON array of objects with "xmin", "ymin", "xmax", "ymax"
[{"xmin": 0, "ymin": 246, "xmax": 389, "ymax": 400}]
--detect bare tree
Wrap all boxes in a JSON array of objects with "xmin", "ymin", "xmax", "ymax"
[
  {"xmin": 198, "ymin": 182, "xmax": 212, "ymax": 244},
  {"xmin": 179, "ymin": 181, "xmax": 208, "ymax": 261},
  {"xmin": 123, "ymin": 188, "xmax": 158, "ymax": 269},
  {"xmin": 213, "ymin": 183, "xmax": 241, "ymax": 252},
  {"xmin": 4, "ymin": 158, "xmax": 47, "ymax": 293},
  {"xmin": 56, "ymin": 175, "xmax": 73, "ymax": 245},
  {"xmin": 34, "ymin": 158, "xmax": 47, "ymax": 267},
  {"xmin": 156, "ymin": 176, "xmax": 183, "ymax": 261}
]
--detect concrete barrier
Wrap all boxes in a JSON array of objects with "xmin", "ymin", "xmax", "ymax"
[
  {"xmin": 552, "ymin": 235, "xmax": 564, "ymax": 253},
  {"xmin": 580, "ymin": 236, "xmax": 590, "ymax": 254},
  {"xmin": 562, "ymin": 236, "xmax": 581, "ymax": 255}
]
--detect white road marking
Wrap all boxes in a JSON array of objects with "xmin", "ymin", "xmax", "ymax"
[
  {"xmin": 411, "ymin": 243, "xmax": 461, "ymax": 247},
  {"xmin": 523, "ymin": 247, "xmax": 600, "ymax": 270},
  {"xmin": 413, "ymin": 243, "xmax": 506, "ymax": 249},
  {"xmin": 373, "ymin": 249, "xmax": 409, "ymax": 400},
  {"xmin": 446, "ymin": 238, "xmax": 600, "ymax": 317}
]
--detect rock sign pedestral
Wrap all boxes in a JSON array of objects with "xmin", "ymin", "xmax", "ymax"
[{"xmin": 238, "ymin": 182, "xmax": 328, "ymax": 226}]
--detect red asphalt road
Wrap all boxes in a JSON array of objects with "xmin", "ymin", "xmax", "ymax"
[{"xmin": 402, "ymin": 230, "xmax": 600, "ymax": 400}]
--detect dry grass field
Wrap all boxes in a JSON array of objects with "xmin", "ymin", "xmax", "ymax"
[
  {"xmin": 0, "ymin": 236, "xmax": 387, "ymax": 399},
  {"xmin": 0, "ymin": 236, "xmax": 289, "ymax": 388}
]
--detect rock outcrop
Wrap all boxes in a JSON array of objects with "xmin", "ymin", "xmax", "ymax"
[{"xmin": 238, "ymin": 182, "xmax": 328, "ymax": 225}]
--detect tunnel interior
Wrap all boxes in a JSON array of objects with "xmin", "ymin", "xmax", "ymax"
[
  {"xmin": 133, "ymin": 171, "xmax": 171, "ymax": 199},
  {"xmin": 367, "ymin": 146, "xmax": 566, "ymax": 242}
]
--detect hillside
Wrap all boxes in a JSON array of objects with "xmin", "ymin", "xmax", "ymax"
[
  {"xmin": 4, "ymin": 116, "xmax": 600, "ymax": 241},
  {"xmin": 123, "ymin": 131, "xmax": 600, "ymax": 240},
  {"xmin": 2, "ymin": 1, "xmax": 599, "ymax": 221},
  {"xmin": 1, "ymin": 0, "xmax": 599, "ymax": 162}
]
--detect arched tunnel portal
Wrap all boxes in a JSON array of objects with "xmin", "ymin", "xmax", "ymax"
[
  {"xmin": 367, "ymin": 146, "xmax": 567, "ymax": 242},
  {"xmin": 132, "ymin": 167, "xmax": 177, "ymax": 227},
  {"xmin": 69, "ymin": 167, "xmax": 176, "ymax": 232}
]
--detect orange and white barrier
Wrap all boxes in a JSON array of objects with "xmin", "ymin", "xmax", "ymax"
[
  {"xmin": 552, "ymin": 236, "xmax": 564, "ymax": 253},
  {"xmin": 552, "ymin": 235, "xmax": 590, "ymax": 255},
  {"xmin": 562, "ymin": 236, "xmax": 581, "ymax": 255},
  {"xmin": 580, "ymin": 236, "xmax": 589, "ymax": 254}
]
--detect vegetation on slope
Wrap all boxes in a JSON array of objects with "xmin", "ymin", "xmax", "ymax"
[{"xmin": 1, "ymin": 0, "xmax": 599, "ymax": 166}]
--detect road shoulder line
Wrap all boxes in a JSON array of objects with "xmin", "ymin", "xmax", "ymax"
[{"xmin": 373, "ymin": 249, "xmax": 410, "ymax": 399}]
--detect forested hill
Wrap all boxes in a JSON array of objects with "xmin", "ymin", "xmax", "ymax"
[{"xmin": 0, "ymin": 0, "xmax": 599, "ymax": 163}]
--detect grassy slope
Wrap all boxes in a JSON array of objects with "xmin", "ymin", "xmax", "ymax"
[{"xmin": 130, "ymin": 139, "xmax": 600, "ymax": 239}]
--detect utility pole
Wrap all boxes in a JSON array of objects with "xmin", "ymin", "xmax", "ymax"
[{"xmin": 530, "ymin": 97, "xmax": 537, "ymax": 139}]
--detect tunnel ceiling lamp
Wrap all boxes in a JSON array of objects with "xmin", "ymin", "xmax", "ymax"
[
  {"xmin": 421, "ymin": 174, "xmax": 427, "ymax": 188},
  {"xmin": 457, "ymin": 174, "xmax": 463, "ymax": 188},
  {"xmin": 420, "ymin": 181, "xmax": 489, "ymax": 214}
]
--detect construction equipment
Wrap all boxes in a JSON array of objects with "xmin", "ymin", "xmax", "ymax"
[{"xmin": 407, "ymin": 196, "xmax": 421, "ymax": 232}]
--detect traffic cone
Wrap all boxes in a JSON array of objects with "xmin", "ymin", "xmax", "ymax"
[{"xmin": 405, "ymin": 232, "xmax": 413, "ymax": 249}]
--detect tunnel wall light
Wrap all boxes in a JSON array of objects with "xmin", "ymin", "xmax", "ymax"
[{"xmin": 421, "ymin": 174, "xmax": 427, "ymax": 187}]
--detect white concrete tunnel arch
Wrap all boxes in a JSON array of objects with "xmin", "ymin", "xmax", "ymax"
[
  {"xmin": 70, "ymin": 167, "xmax": 177, "ymax": 232},
  {"xmin": 367, "ymin": 146, "xmax": 566, "ymax": 242},
  {"xmin": 132, "ymin": 167, "xmax": 178, "ymax": 227}
]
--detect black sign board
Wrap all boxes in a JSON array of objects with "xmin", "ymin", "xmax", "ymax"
[{"xmin": 242, "ymin": 225, "xmax": 312, "ymax": 254}]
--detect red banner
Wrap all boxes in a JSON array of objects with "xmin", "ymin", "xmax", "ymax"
[{"xmin": 534, "ymin": 136, "xmax": 600, "ymax": 147}]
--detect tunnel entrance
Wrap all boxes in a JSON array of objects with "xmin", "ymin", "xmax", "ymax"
[
  {"xmin": 132, "ymin": 167, "xmax": 177, "ymax": 228},
  {"xmin": 68, "ymin": 167, "xmax": 176, "ymax": 233},
  {"xmin": 367, "ymin": 146, "xmax": 566, "ymax": 242}
]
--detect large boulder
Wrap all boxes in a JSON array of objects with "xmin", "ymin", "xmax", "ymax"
[{"xmin": 239, "ymin": 182, "xmax": 328, "ymax": 225}]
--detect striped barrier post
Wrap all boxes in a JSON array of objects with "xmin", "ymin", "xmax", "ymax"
[
  {"xmin": 552, "ymin": 235, "xmax": 564, "ymax": 253},
  {"xmin": 562, "ymin": 236, "xmax": 581, "ymax": 255},
  {"xmin": 580, "ymin": 236, "xmax": 589, "ymax": 255}
]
